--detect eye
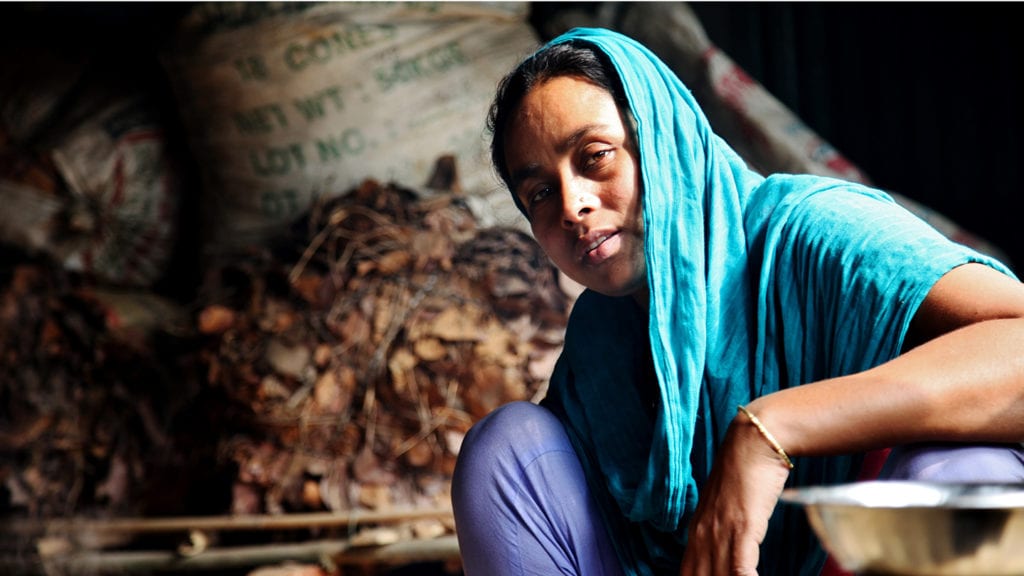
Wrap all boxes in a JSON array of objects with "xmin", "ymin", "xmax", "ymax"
[
  {"xmin": 583, "ymin": 147, "xmax": 614, "ymax": 171},
  {"xmin": 526, "ymin": 186, "xmax": 553, "ymax": 209}
]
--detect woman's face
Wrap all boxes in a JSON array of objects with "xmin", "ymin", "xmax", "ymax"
[{"xmin": 504, "ymin": 75, "xmax": 646, "ymax": 299}]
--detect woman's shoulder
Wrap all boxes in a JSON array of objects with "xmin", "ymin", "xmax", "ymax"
[{"xmin": 762, "ymin": 173, "xmax": 892, "ymax": 206}]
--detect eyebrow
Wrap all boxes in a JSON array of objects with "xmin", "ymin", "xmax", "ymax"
[{"xmin": 508, "ymin": 123, "xmax": 606, "ymax": 194}]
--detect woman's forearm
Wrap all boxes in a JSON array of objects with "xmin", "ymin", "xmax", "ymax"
[{"xmin": 748, "ymin": 317, "xmax": 1024, "ymax": 458}]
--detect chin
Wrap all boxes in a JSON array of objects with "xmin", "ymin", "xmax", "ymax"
[
  {"xmin": 590, "ymin": 279, "xmax": 646, "ymax": 299},
  {"xmin": 571, "ymin": 266, "xmax": 646, "ymax": 299}
]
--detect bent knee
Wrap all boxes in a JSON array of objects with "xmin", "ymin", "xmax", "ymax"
[
  {"xmin": 882, "ymin": 443, "xmax": 1024, "ymax": 483},
  {"xmin": 458, "ymin": 401, "xmax": 565, "ymax": 461},
  {"xmin": 484, "ymin": 400, "xmax": 563, "ymax": 435},
  {"xmin": 452, "ymin": 401, "xmax": 570, "ymax": 503}
]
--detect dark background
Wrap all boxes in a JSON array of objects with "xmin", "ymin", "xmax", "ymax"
[
  {"xmin": 687, "ymin": 2, "xmax": 1022, "ymax": 272},
  {"xmin": 2, "ymin": 2, "xmax": 1021, "ymax": 282}
]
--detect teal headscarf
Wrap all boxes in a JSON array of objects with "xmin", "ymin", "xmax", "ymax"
[{"xmin": 537, "ymin": 28, "xmax": 1015, "ymax": 575}]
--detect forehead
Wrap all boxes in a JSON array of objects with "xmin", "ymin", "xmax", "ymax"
[
  {"xmin": 504, "ymin": 76, "xmax": 623, "ymax": 162},
  {"xmin": 512, "ymin": 75, "xmax": 616, "ymax": 127}
]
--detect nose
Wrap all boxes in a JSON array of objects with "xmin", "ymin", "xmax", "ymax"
[{"xmin": 561, "ymin": 184, "xmax": 597, "ymax": 229}]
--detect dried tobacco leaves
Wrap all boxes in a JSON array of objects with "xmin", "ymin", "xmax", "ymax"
[{"xmin": 196, "ymin": 180, "xmax": 570, "ymax": 517}]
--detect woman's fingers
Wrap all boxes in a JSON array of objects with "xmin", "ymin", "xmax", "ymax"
[
  {"xmin": 732, "ymin": 534, "xmax": 761, "ymax": 576},
  {"xmin": 678, "ymin": 411, "xmax": 791, "ymax": 576},
  {"xmin": 679, "ymin": 518, "xmax": 761, "ymax": 576}
]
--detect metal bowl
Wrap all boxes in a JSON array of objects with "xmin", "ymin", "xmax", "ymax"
[{"xmin": 781, "ymin": 481, "xmax": 1024, "ymax": 575}]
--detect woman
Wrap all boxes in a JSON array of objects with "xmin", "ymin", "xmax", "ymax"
[{"xmin": 451, "ymin": 28, "xmax": 1024, "ymax": 576}]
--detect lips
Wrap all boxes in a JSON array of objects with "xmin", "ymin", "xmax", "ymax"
[{"xmin": 577, "ymin": 229, "xmax": 620, "ymax": 264}]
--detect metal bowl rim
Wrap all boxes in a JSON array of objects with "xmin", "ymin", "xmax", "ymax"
[{"xmin": 781, "ymin": 480, "xmax": 1024, "ymax": 510}]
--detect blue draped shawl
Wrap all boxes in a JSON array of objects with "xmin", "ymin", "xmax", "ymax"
[{"xmin": 537, "ymin": 28, "xmax": 1015, "ymax": 575}]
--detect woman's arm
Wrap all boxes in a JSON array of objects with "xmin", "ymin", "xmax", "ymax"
[
  {"xmin": 751, "ymin": 262, "xmax": 1024, "ymax": 456},
  {"xmin": 680, "ymin": 262, "xmax": 1024, "ymax": 576}
]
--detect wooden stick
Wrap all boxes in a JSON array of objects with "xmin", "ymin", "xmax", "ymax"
[
  {"xmin": 2, "ymin": 535, "xmax": 460, "ymax": 575},
  {"xmin": 4, "ymin": 506, "xmax": 454, "ymax": 536},
  {"xmin": 334, "ymin": 535, "xmax": 460, "ymax": 566}
]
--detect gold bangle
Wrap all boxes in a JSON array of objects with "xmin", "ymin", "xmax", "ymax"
[{"xmin": 737, "ymin": 405, "xmax": 795, "ymax": 470}]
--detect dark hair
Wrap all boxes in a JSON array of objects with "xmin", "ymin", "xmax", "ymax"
[{"xmin": 486, "ymin": 40, "xmax": 630, "ymax": 214}]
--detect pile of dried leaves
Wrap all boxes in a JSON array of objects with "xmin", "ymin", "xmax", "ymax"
[
  {"xmin": 0, "ymin": 178, "xmax": 570, "ymax": 573},
  {"xmin": 196, "ymin": 179, "xmax": 570, "ymax": 520},
  {"xmin": 0, "ymin": 258, "xmax": 201, "ymax": 523}
]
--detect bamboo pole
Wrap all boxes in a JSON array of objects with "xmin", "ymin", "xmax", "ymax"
[
  {"xmin": 4, "ymin": 506, "xmax": 454, "ymax": 537},
  {"xmin": 1, "ymin": 535, "xmax": 460, "ymax": 575}
]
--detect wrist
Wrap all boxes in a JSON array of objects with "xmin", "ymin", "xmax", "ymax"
[{"xmin": 737, "ymin": 404, "xmax": 795, "ymax": 470}]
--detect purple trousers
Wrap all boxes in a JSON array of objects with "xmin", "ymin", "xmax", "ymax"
[{"xmin": 451, "ymin": 401, "xmax": 1024, "ymax": 576}]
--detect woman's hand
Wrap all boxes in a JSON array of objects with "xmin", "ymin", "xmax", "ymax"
[{"xmin": 678, "ymin": 409, "xmax": 792, "ymax": 576}]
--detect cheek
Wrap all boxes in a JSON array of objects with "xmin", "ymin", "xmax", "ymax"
[
  {"xmin": 530, "ymin": 221, "xmax": 559, "ymax": 257},
  {"xmin": 532, "ymin": 227, "xmax": 575, "ymax": 271},
  {"xmin": 612, "ymin": 156, "xmax": 641, "ymax": 205},
  {"xmin": 628, "ymin": 169, "xmax": 644, "ymax": 220},
  {"xmin": 613, "ymin": 175, "xmax": 641, "ymax": 216}
]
